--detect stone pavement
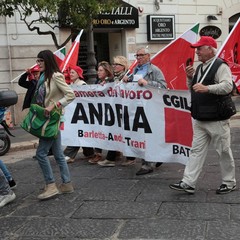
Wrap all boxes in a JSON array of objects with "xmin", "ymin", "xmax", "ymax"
[{"xmin": 1, "ymin": 98, "xmax": 240, "ymax": 239}]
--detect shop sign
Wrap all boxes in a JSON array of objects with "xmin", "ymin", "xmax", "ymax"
[
  {"xmin": 200, "ymin": 25, "xmax": 222, "ymax": 39},
  {"xmin": 147, "ymin": 15, "xmax": 175, "ymax": 41},
  {"xmin": 93, "ymin": 2, "xmax": 139, "ymax": 28}
]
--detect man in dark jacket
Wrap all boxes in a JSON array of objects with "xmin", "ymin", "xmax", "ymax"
[{"xmin": 169, "ymin": 36, "xmax": 236, "ymax": 194}]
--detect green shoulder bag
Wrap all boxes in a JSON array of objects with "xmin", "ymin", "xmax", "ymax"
[{"xmin": 21, "ymin": 104, "xmax": 62, "ymax": 139}]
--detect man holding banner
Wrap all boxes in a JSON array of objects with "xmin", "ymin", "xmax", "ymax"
[
  {"xmin": 124, "ymin": 47, "xmax": 167, "ymax": 175},
  {"xmin": 170, "ymin": 36, "xmax": 236, "ymax": 194}
]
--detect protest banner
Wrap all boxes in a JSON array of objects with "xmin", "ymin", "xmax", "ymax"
[{"xmin": 61, "ymin": 82, "xmax": 193, "ymax": 165}]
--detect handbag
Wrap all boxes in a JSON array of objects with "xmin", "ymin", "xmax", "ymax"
[{"xmin": 20, "ymin": 104, "xmax": 62, "ymax": 139}]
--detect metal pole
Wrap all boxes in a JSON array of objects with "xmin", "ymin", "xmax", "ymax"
[{"xmin": 85, "ymin": 24, "xmax": 97, "ymax": 84}]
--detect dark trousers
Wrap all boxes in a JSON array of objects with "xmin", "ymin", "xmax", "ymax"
[{"xmin": 64, "ymin": 146, "xmax": 94, "ymax": 159}]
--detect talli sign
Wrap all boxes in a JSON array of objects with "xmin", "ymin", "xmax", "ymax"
[{"xmin": 93, "ymin": 1, "xmax": 139, "ymax": 28}]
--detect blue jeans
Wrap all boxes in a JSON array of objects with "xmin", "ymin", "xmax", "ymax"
[
  {"xmin": 36, "ymin": 132, "xmax": 71, "ymax": 184},
  {"xmin": 0, "ymin": 169, "xmax": 10, "ymax": 195},
  {"xmin": 0, "ymin": 160, "xmax": 12, "ymax": 181}
]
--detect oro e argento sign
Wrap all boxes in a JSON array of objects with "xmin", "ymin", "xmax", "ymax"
[{"xmin": 92, "ymin": 1, "xmax": 139, "ymax": 29}]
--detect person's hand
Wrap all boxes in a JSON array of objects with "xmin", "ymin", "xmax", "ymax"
[
  {"xmin": 100, "ymin": 80, "xmax": 106, "ymax": 86},
  {"xmin": 186, "ymin": 65, "xmax": 195, "ymax": 78},
  {"xmin": 122, "ymin": 75, "xmax": 129, "ymax": 83},
  {"xmin": 44, "ymin": 105, "xmax": 55, "ymax": 117},
  {"xmin": 192, "ymin": 83, "xmax": 209, "ymax": 93},
  {"xmin": 138, "ymin": 78, "xmax": 148, "ymax": 86}
]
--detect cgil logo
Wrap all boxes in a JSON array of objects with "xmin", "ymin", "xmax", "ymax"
[{"xmin": 163, "ymin": 94, "xmax": 191, "ymax": 111}]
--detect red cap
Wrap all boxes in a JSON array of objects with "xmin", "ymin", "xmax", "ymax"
[
  {"xmin": 191, "ymin": 36, "xmax": 217, "ymax": 49},
  {"xmin": 31, "ymin": 65, "xmax": 40, "ymax": 72},
  {"xmin": 71, "ymin": 66, "xmax": 84, "ymax": 79}
]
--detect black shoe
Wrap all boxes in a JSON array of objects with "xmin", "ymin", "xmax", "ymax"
[
  {"xmin": 8, "ymin": 179, "xmax": 17, "ymax": 189},
  {"xmin": 216, "ymin": 184, "xmax": 236, "ymax": 194},
  {"xmin": 156, "ymin": 162, "xmax": 163, "ymax": 168},
  {"xmin": 169, "ymin": 181, "xmax": 195, "ymax": 194},
  {"xmin": 136, "ymin": 168, "xmax": 153, "ymax": 175}
]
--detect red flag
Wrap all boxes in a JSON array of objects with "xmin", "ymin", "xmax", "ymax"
[
  {"xmin": 151, "ymin": 23, "xmax": 199, "ymax": 90},
  {"xmin": 60, "ymin": 30, "xmax": 83, "ymax": 72},
  {"xmin": 218, "ymin": 18, "xmax": 240, "ymax": 92},
  {"xmin": 165, "ymin": 108, "xmax": 193, "ymax": 147}
]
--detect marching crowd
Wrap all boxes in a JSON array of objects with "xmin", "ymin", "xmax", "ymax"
[{"xmin": 0, "ymin": 36, "xmax": 238, "ymax": 208}]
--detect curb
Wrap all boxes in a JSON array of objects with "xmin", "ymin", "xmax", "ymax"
[{"xmin": 9, "ymin": 140, "xmax": 39, "ymax": 152}]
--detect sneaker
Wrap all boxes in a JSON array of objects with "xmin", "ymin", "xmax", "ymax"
[
  {"xmin": 65, "ymin": 156, "xmax": 75, "ymax": 163},
  {"xmin": 0, "ymin": 191, "xmax": 16, "ymax": 208},
  {"xmin": 58, "ymin": 182, "xmax": 74, "ymax": 194},
  {"xmin": 8, "ymin": 179, "xmax": 17, "ymax": 189},
  {"xmin": 216, "ymin": 184, "xmax": 236, "ymax": 194},
  {"xmin": 169, "ymin": 181, "xmax": 195, "ymax": 194},
  {"xmin": 97, "ymin": 159, "xmax": 115, "ymax": 167}
]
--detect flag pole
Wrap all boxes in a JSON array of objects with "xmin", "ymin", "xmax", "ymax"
[
  {"xmin": 61, "ymin": 29, "xmax": 83, "ymax": 72},
  {"xmin": 10, "ymin": 46, "xmax": 66, "ymax": 83},
  {"xmin": 199, "ymin": 17, "xmax": 240, "ymax": 83}
]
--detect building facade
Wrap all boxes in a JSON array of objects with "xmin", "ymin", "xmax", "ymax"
[{"xmin": 0, "ymin": 0, "xmax": 240, "ymax": 125}]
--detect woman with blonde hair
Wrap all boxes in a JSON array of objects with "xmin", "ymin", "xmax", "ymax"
[
  {"xmin": 96, "ymin": 56, "xmax": 135, "ymax": 167},
  {"xmin": 88, "ymin": 61, "xmax": 114, "ymax": 164}
]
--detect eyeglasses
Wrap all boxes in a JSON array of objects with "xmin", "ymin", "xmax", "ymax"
[
  {"xmin": 134, "ymin": 54, "xmax": 147, "ymax": 58},
  {"xmin": 36, "ymin": 59, "xmax": 44, "ymax": 63},
  {"xmin": 112, "ymin": 63, "xmax": 124, "ymax": 67}
]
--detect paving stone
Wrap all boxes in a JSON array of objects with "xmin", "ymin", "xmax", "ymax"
[
  {"xmin": 76, "ymin": 182, "xmax": 140, "ymax": 201},
  {"xmin": 207, "ymin": 220, "xmax": 240, "ymax": 240},
  {"xmin": 230, "ymin": 204, "xmax": 240, "ymax": 220},
  {"xmin": 72, "ymin": 201, "xmax": 160, "ymax": 219},
  {"xmin": 15, "ymin": 218, "xmax": 120, "ymax": 239},
  {"xmin": 118, "ymin": 219, "xmax": 206, "ymax": 240},
  {"xmin": 157, "ymin": 202, "xmax": 230, "ymax": 220},
  {"xmin": 11, "ymin": 197, "xmax": 83, "ymax": 218},
  {"xmin": 0, "ymin": 217, "xmax": 26, "ymax": 239}
]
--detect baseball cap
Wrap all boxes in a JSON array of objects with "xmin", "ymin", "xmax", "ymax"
[
  {"xmin": 71, "ymin": 66, "xmax": 84, "ymax": 79},
  {"xmin": 191, "ymin": 36, "xmax": 217, "ymax": 49},
  {"xmin": 31, "ymin": 65, "xmax": 40, "ymax": 72}
]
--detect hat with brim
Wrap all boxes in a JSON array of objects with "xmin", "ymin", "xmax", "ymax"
[
  {"xmin": 71, "ymin": 66, "xmax": 84, "ymax": 79},
  {"xmin": 191, "ymin": 36, "xmax": 217, "ymax": 49}
]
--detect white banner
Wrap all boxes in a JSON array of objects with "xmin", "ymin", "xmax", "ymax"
[{"xmin": 61, "ymin": 82, "xmax": 193, "ymax": 165}]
